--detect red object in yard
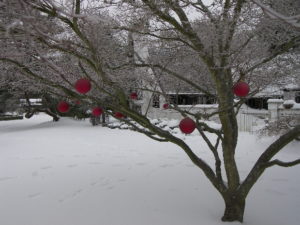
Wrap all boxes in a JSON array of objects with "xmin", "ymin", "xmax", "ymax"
[
  {"xmin": 57, "ymin": 101, "xmax": 70, "ymax": 113},
  {"xmin": 92, "ymin": 107, "xmax": 103, "ymax": 116},
  {"xmin": 233, "ymin": 81, "xmax": 250, "ymax": 97},
  {"xmin": 179, "ymin": 117, "xmax": 196, "ymax": 134},
  {"xmin": 114, "ymin": 112, "xmax": 125, "ymax": 119},
  {"xmin": 163, "ymin": 103, "xmax": 169, "ymax": 109},
  {"xmin": 130, "ymin": 92, "xmax": 138, "ymax": 100},
  {"xmin": 75, "ymin": 78, "xmax": 91, "ymax": 94}
]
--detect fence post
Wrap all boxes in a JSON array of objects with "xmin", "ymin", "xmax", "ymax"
[{"xmin": 267, "ymin": 99, "xmax": 283, "ymax": 122}]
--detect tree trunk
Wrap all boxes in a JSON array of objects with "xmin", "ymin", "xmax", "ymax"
[{"xmin": 222, "ymin": 195, "xmax": 245, "ymax": 223}]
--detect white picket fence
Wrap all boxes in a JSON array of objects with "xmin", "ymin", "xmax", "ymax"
[
  {"xmin": 146, "ymin": 100, "xmax": 300, "ymax": 133},
  {"xmin": 237, "ymin": 112, "xmax": 267, "ymax": 132},
  {"xmin": 237, "ymin": 113, "xmax": 253, "ymax": 132}
]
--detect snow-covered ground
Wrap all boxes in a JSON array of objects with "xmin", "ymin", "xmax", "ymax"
[{"xmin": 0, "ymin": 115, "xmax": 299, "ymax": 225}]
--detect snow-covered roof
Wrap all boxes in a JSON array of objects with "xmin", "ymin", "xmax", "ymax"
[
  {"xmin": 254, "ymin": 86, "xmax": 283, "ymax": 97},
  {"xmin": 267, "ymin": 99, "xmax": 284, "ymax": 103},
  {"xmin": 166, "ymin": 92, "xmax": 209, "ymax": 95}
]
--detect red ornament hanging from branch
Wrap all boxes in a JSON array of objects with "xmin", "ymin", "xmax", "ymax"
[
  {"xmin": 179, "ymin": 117, "xmax": 196, "ymax": 134},
  {"xmin": 130, "ymin": 92, "xmax": 138, "ymax": 100},
  {"xmin": 92, "ymin": 107, "xmax": 103, "ymax": 116},
  {"xmin": 57, "ymin": 101, "xmax": 70, "ymax": 113},
  {"xmin": 163, "ymin": 103, "xmax": 169, "ymax": 109},
  {"xmin": 233, "ymin": 82, "xmax": 250, "ymax": 97},
  {"xmin": 75, "ymin": 78, "xmax": 91, "ymax": 94},
  {"xmin": 114, "ymin": 112, "xmax": 125, "ymax": 119}
]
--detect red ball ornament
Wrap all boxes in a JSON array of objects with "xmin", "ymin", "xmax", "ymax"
[
  {"xmin": 75, "ymin": 78, "xmax": 91, "ymax": 94},
  {"xmin": 114, "ymin": 112, "xmax": 124, "ymax": 119},
  {"xmin": 57, "ymin": 101, "xmax": 70, "ymax": 113},
  {"xmin": 233, "ymin": 82, "xmax": 250, "ymax": 97},
  {"xmin": 179, "ymin": 117, "xmax": 196, "ymax": 134},
  {"xmin": 130, "ymin": 92, "xmax": 138, "ymax": 100},
  {"xmin": 163, "ymin": 103, "xmax": 169, "ymax": 109},
  {"xmin": 92, "ymin": 107, "xmax": 103, "ymax": 116}
]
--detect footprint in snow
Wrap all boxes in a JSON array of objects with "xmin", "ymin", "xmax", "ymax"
[
  {"xmin": 40, "ymin": 166, "xmax": 52, "ymax": 170},
  {"xmin": 160, "ymin": 164, "xmax": 173, "ymax": 168},
  {"xmin": 90, "ymin": 181, "xmax": 98, "ymax": 186},
  {"xmin": 100, "ymin": 179, "xmax": 111, "ymax": 187},
  {"xmin": 106, "ymin": 186, "xmax": 114, "ymax": 190},
  {"xmin": 67, "ymin": 164, "xmax": 78, "ymax": 168},
  {"xmin": 168, "ymin": 188, "xmax": 178, "ymax": 192},
  {"xmin": 0, "ymin": 176, "xmax": 17, "ymax": 182},
  {"xmin": 265, "ymin": 188, "xmax": 286, "ymax": 196},
  {"xmin": 271, "ymin": 178, "xmax": 289, "ymax": 182},
  {"xmin": 88, "ymin": 162, "xmax": 102, "ymax": 165},
  {"xmin": 59, "ymin": 189, "xmax": 84, "ymax": 202},
  {"xmin": 118, "ymin": 178, "xmax": 127, "ymax": 182},
  {"xmin": 113, "ymin": 155, "xmax": 126, "ymax": 159},
  {"xmin": 73, "ymin": 155, "xmax": 86, "ymax": 158},
  {"xmin": 8, "ymin": 156, "xmax": 20, "ymax": 160},
  {"xmin": 32, "ymin": 171, "xmax": 39, "ymax": 177},
  {"xmin": 72, "ymin": 189, "xmax": 83, "ymax": 197},
  {"xmin": 33, "ymin": 157, "xmax": 44, "ymax": 160},
  {"xmin": 112, "ymin": 163, "xmax": 124, "ymax": 167},
  {"xmin": 28, "ymin": 193, "xmax": 42, "ymax": 199},
  {"xmin": 167, "ymin": 156, "xmax": 179, "ymax": 160},
  {"xmin": 185, "ymin": 164, "xmax": 194, "ymax": 168}
]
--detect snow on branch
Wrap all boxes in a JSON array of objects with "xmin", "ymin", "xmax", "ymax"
[{"xmin": 251, "ymin": 0, "xmax": 300, "ymax": 29}]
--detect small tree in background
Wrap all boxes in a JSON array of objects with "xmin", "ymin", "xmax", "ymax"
[
  {"xmin": 1, "ymin": 0, "xmax": 300, "ymax": 222},
  {"xmin": 0, "ymin": 89, "xmax": 19, "ymax": 114}
]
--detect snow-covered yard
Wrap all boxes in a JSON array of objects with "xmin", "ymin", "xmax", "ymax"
[{"xmin": 0, "ymin": 115, "xmax": 299, "ymax": 225}]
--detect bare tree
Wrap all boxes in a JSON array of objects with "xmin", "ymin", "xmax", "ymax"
[{"xmin": 1, "ymin": 0, "xmax": 300, "ymax": 223}]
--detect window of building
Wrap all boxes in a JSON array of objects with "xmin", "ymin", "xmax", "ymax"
[
  {"xmin": 295, "ymin": 92, "xmax": 300, "ymax": 103},
  {"xmin": 167, "ymin": 94, "xmax": 216, "ymax": 105}
]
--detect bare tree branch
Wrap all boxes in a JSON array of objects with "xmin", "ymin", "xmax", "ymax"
[
  {"xmin": 263, "ymin": 159, "xmax": 300, "ymax": 168},
  {"xmin": 251, "ymin": 0, "xmax": 300, "ymax": 29}
]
